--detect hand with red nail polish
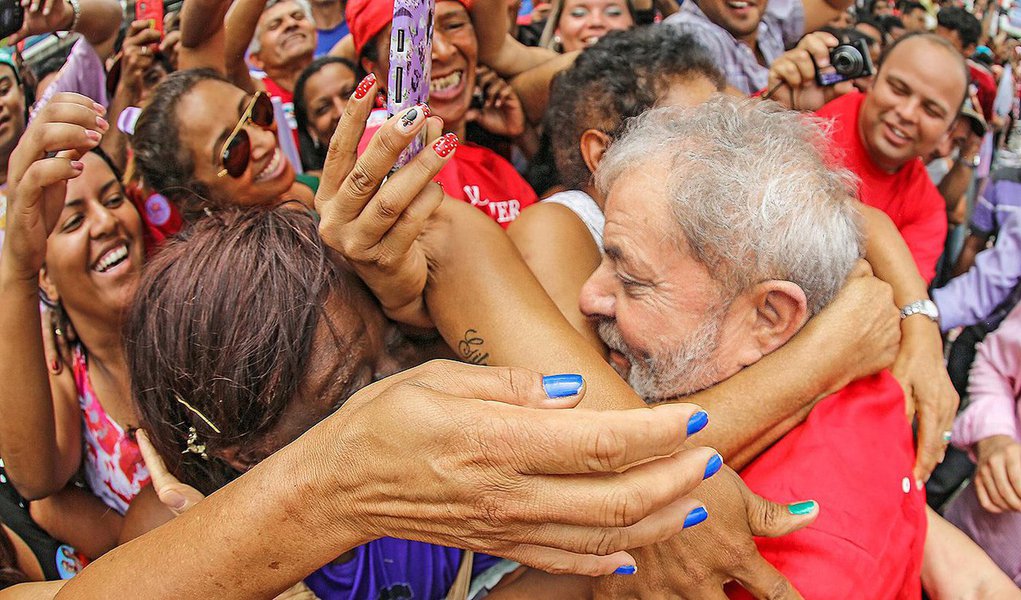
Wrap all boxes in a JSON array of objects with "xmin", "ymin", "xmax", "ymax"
[{"xmin": 315, "ymin": 80, "xmax": 457, "ymax": 330}]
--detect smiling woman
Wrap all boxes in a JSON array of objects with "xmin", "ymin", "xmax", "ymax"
[
  {"xmin": 539, "ymin": 0, "xmax": 637, "ymax": 52},
  {"xmin": 0, "ymin": 95, "xmax": 153, "ymax": 563},
  {"xmin": 132, "ymin": 69, "xmax": 316, "ymax": 219}
]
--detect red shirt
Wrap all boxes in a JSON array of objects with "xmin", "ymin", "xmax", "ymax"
[
  {"xmin": 968, "ymin": 62, "xmax": 997, "ymax": 120},
  {"xmin": 731, "ymin": 372, "xmax": 927, "ymax": 600},
  {"xmin": 358, "ymin": 112, "xmax": 538, "ymax": 228},
  {"xmin": 816, "ymin": 92, "xmax": 947, "ymax": 283},
  {"xmin": 434, "ymin": 142, "xmax": 538, "ymax": 228}
]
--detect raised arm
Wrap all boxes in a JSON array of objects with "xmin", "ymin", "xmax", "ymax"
[
  {"xmin": 471, "ymin": 0, "xmax": 560, "ymax": 78},
  {"xmin": 9, "ymin": 0, "xmax": 122, "ymax": 49},
  {"xmin": 0, "ymin": 95, "xmax": 108, "ymax": 500},
  {"xmin": 222, "ymin": 0, "xmax": 268, "ymax": 94},
  {"xmin": 178, "ymin": 0, "xmax": 238, "ymax": 88}
]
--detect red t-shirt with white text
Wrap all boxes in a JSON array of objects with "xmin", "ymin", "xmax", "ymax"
[
  {"xmin": 358, "ymin": 112, "xmax": 537, "ymax": 228},
  {"xmin": 816, "ymin": 92, "xmax": 947, "ymax": 283}
]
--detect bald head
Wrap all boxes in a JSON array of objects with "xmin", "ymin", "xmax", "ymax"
[
  {"xmin": 858, "ymin": 32, "xmax": 969, "ymax": 172},
  {"xmin": 881, "ymin": 33, "xmax": 969, "ymax": 106}
]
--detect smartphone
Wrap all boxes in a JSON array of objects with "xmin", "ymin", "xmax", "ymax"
[
  {"xmin": 135, "ymin": 0, "xmax": 164, "ymax": 45},
  {"xmin": 387, "ymin": 0, "xmax": 435, "ymax": 168},
  {"xmin": 0, "ymin": 0, "xmax": 23, "ymax": 41}
]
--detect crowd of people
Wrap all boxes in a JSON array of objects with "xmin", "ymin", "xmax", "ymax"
[{"xmin": 0, "ymin": 0, "xmax": 1019, "ymax": 596}]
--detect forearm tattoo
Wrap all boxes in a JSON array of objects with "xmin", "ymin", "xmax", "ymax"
[{"xmin": 458, "ymin": 329, "xmax": 490, "ymax": 366}]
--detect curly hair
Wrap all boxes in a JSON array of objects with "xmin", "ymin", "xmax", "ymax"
[{"xmin": 545, "ymin": 27, "xmax": 724, "ymax": 190}]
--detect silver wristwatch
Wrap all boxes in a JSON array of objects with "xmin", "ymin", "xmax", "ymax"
[{"xmin": 900, "ymin": 299, "xmax": 939, "ymax": 322}]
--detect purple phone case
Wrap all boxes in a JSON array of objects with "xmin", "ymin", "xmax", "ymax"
[{"xmin": 388, "ymin": 0, "xmax": 435, "ymax": 168}]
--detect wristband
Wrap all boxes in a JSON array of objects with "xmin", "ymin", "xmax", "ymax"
[
  {"xmin": 65, "ymin": 0, "xmax": 81, "ymax": 31},
  {"xmin": 900, "ymin": 299, "xmax": 939, "ymax": 323}
]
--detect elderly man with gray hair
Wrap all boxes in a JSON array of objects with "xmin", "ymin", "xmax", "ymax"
[{"xmin": 577, "ymin": 98, "xmax": 1015, "ymax": 598}]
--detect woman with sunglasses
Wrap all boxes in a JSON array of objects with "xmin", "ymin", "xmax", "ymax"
[
  {"xmin": 0, "ymin": 93, "xmax": 152, "ymax": 560},
  {"xmin": 132, "ymin": 70, "xmax": 317, "ymax": 220}
]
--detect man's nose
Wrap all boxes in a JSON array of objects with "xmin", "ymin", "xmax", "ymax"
[{"xmin": 578, "ymin": 264, "xmax": 616, "ymax": 319}]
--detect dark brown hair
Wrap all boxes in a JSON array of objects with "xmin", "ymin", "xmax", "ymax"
[
  {"xmin": 131, "ymin": 69, "xmax": 232, "ymax": 220},
  {"xmin": 125, "ymin": 207, "xmax": 347, "ymax": 494},
  {"xmin": 0, "ymin": 528, "xmax": 28, "ymax": 590}
]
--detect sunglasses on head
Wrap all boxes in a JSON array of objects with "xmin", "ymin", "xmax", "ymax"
[{"xmin": 217, "ymin": 91, "xmax": 276, "ymax": 178}]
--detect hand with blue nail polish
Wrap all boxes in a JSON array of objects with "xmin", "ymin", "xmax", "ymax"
[{"xmin": 592, "ymin": 466, "xmax": 818, "ymax": 599}]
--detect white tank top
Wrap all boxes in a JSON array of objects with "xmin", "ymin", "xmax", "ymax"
[{"xmin": 543, "ymin": 190, "xmax": 605, "ymax": 251}]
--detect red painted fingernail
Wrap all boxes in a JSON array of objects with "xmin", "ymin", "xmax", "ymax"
[
  {"xmin": 50, "ymin": 359, "xmax": 59, "ymax": 372},
  {"xmin": 354, "ymin": 73, "xmax": 376, "ymax": 100},
  {"xmin": 433, "ymin": 133, "xmax": 458, "ymax": 158},
  {"xmin": 419, "ymin": 103, "xmax": 431, "ymax": 117}
]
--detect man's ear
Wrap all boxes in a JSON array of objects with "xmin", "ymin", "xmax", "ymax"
[
  {"xmin": 39, "ymin": 264, "xmax": 60, "ymax": 305},
  {"xmin": 748, "ymin": 280, "xmax": 809, "ymax": 356},
  {"xmin": 248, "ymin": 51, "xmax": 266, "ymax": 72},
  {"xmin": 580, "ymin": 129, "xmax": 611, "ymax": 177}
]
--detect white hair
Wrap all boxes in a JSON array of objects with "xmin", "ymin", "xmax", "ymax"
[
  {"xmin": 596, "ymin": 97, "xmax": 864, "ymax": 316},
  {"xmin": 248, "ymin": 0, "xmax": 316, "ymax": 56}
]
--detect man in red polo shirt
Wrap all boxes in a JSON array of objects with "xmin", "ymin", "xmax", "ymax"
[
  {"xmin": 766, "ymin": 32, "xmax": 969, "ymax": 284},
  {"xmin": 577, "ymin": 99, "xmax": 927, "ymax": 598}
]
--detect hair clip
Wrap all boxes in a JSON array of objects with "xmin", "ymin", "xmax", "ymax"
[
  {"xmin": 182, "ymin": 427, "xmax": 209, "ymax": 460},
  {"xmin": 175, "ymin": 395, "xmax": 222, "ymax": 434}
]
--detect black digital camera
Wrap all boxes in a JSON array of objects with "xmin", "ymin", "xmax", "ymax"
[{"xmin": 814, "ymin": 39, "xmax": 875, "ymax": 86}]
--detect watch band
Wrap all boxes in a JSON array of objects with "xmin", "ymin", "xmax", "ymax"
[{"xmin": 900, "ymin": 299, "xmax": 939, "ymax": 322}]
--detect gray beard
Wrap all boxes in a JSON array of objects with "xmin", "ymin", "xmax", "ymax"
[{"xmin": 596, "ymin": 309, "xmax": 727, "ymax": 404}]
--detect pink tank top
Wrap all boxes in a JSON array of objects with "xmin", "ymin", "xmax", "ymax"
[{"xmin": 72, "ymin": 347, "xmax": 149, "ymax": 514}]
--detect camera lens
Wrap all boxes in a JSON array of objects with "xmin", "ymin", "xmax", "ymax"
[{"xmin": 832, "ymin": 47, "xmax": 864, "ymax": 76}]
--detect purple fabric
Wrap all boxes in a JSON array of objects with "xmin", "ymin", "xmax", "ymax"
[
  {"xmin": 971, "ymin": 166, "xmax": 1021, "ymax": 237},
  {"xmin": 303, "ymin": 538, "xmax": 500, "ymax": 600},
  {"xmin": 945, "ymin": 305, "xmax": 1021, "ymax": 584},
  {"xmin": 933, "ymin": 211, "xmax": 1021, "ymax": 332},
  {"xmin": 663, "ymin": 0, "xmax": 805, "ymax": 94},
  {"xmin": 30, "ymin": 39, "xmax": 108, "ymax": 123}
]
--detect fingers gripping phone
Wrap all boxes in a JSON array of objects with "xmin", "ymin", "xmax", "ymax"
[
  {"xmin": 135, "ymin": 0, "xmax": 164, "ymax": 44},
  {"xmin": 0, "ymin": 0, "xmax": 24, "ymax": 41},
  {"xmin": 388, "ymin": 0, "xmax": 435, "ymax": 168}
]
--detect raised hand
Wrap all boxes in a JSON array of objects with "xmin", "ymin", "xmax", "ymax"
[
  {"xmin": 3, "ymin": 93, "xmax": 107, "ymax": 280},
  {"xmin": 466, "ymin": 66, "xmax": 526, "ymax": 139},
  {"xmin": 765, "ymin": 32, "xmax": 854, "ymax": 111},
  {"xmin": 315, "ymin": 74, "xmax": 453, "ymax": 329}
]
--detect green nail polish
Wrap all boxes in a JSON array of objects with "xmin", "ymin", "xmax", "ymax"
[{"xmin": 788, "ymin": 500, "xmax": 817, "ymax": 516}]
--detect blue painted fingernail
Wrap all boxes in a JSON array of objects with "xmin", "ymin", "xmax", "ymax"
[
  {"xmin": 703, "ymin": 454, "xmax": 723, "ymax": 479},
  {"xmin": 614, "ymin": 565, "xmax": 637, "ymax": 575},
  {"xmin": 686, "ymin": 410, "xmax": 709, "ymax": 436},
  {"xmin": 683, "ymin": 506, "xmax": 708, "ymax": 529},
  {"xmin": 542, "ymin": 374, "xmax": 584, "ymax": 398}
]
